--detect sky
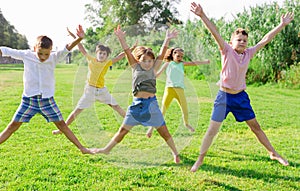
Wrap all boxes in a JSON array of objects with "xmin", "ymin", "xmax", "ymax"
[{"xmin": 1, "ymin": 0, "xmax": 284, "ymax": 49}]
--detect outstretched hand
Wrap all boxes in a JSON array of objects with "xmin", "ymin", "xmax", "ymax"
[
  {"xmin": 114, "ymin": 25, "xmax": 126, "ymax": 40},
  {"xmin": 190, "ymin": 2, "xmax": 204, "ymax": 17},
  {"xmin": 166, "ymin": 28, "xmax": 179, "ymax": 40},
  {"xmin": 67, "ymin": 27, "xmax": 76, "ymax": 39},
  {"xmin": 76, "ymin": 25, "xmax": 85, "ymax": 39},
  {"xmin": 281, "ymin": 12, "xmax": 294, "ymax": 26}
]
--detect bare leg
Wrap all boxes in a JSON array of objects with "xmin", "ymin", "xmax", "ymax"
[
  {"xmin": 0, "ymin": 121, "xmax": 22, "ymax": 144},
  {"xmin": 52, "ymin": 108, "xmax": 84, "ymax": 135},
  {"xmin": 53, "ymin": 120, "xmax": 93, "ymax": 154},
  {"xmin": 94, "ymin": 125, "xmax": 132, "ymax": 154},
  {"xmin": 146, "ymin": 127, "xmax": 155, "ymax": 138},
  {"xmin": 110, "ymin": 104, "xmax": 126, "ymax": 118},
  {"xmin": 157, "ymin": 125, "xmax": 180, "ymax": 163},
  {"xmin": 246, "ymin": 118, "xmax": 289, "ymax": 166},
  {"xmin": 191, "ymin": 120, "xmax": 222, "ymax": 172},
  {"xmin": 185, "ymin": 124, "xmax": 195, "ymax": 132}
]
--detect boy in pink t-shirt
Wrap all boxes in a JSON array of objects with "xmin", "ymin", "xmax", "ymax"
[{"xmin": 190, "ymin": 2, "xmax": 294, "ymax": 172}]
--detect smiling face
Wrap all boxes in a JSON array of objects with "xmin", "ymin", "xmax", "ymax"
[
  {"xmin": 230, "ymin": 33, "xmax": 248, "ymax": 54},
  {"xmin": 172, "ymin": 48, "xmax": 184, "ymax": 62},
  {"xmin": 139, "ymin": 54, "xmax": 154, "ymax": 70},
  {"xmin": 96, "ymin": 50, "xmax": 108, "ymax": 62},
  {"xmin": 35, "ymin": 47, "xmax": 52, "ymax": 62},
  {"xmin": 34, "ymin": 35, "xmax": 53, "ymax": 62},
  {"xmin": 230, "ymin": 28, "xmax": 248, "ymax": 54}
]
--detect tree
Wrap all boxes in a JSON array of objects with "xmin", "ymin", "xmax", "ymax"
[
  {"xmin": 0, "ymin": 9, "xmax": 29, "ymax": 49},
  {"xmin": 84, "ymin": 0, "xmax": 182, "ymax": 45}
]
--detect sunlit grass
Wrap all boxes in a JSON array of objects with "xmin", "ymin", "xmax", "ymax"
[{"xmin": 0, "ymin": 64, "xmax": 299, "ymax": 190}]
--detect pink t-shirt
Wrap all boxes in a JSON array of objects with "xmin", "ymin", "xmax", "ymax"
[{"xmin": 218, "ymin": 43, "xmax": 257, "ymax": 91}]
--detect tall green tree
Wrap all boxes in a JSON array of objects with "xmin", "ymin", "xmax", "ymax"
[
  {"xmin": 84, "ymin": 0, "xmax": 181, "ymax": 50},
  {"xmin": 0, "ymin": 10, "xmax": 29, "ymax": 49}
]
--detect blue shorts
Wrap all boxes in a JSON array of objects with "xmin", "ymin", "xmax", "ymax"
[
  {"xmin": 123, "ymin": 96, "xmax": 166, "ymax": 127},
  {"xmin": 211, "ymin": 90, "xmax": 255, "ymax": 122},
  {"xmin": 13, "ymin": 95, "xmax": 64, "ymax": 122}
]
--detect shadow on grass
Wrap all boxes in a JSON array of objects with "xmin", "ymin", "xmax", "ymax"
[
  {"xmin": 220, "ymin": 148, "xmax": 300, "ymax": 168},
  {"xmin": 199, "ymin": 179, "xmax": 243, "ymax": 191},
  {"xmin": 0, "ymin": 64, "xmax": 24, "ymax": 71},
  {"xmin": 181, "ymin": 150, "xmax": 299, "ymax": 190}
]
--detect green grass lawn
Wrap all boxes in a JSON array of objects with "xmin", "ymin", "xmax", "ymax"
[{"xmin": 0, "ymin": 63, "xmax": 299, "ymax": 190}]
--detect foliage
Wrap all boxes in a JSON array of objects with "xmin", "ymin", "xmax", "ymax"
[
  {"xmin": 231, "ymin": 0, "xmax": 300, "ymax": 83},
  {"xmin": 174, "ymin": 0, "xmax": 300, "ymax": 85},
  {"xmin": 77, "ymin": 0, "xmax": 300, "ymax": 87},
  {"xmin": 0, "ymin": 9, "xmax": 29, "ymax": 49},
  {"xmin": 84, "ymin": 0, "xmax": 181, "ymax": 44},
  {"xmin": 279, "ymin": 62, "xmax": 300, "ymax": 88}
]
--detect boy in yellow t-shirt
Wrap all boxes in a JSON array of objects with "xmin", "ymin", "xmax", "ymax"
[{"xmin": 52, "ymin": 28, "xmax": 135, "ymax": 135}]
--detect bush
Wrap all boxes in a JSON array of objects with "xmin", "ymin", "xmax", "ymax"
[{"xmin": 278, "ymin": 62, "xmax": 300, "ymax": 88}]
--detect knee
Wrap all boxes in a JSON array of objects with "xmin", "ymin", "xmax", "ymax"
[
  {"xmin": 111, "ymin": 105, "xmax": 117, "ymax": 109},
  {"xmin": 118, "ymin": 127, "xmax": 129, "ymax": 136},
  {"xmin": 157, "ymin": 126, "xmax": 172, "ymax": 141},
  {"xmin": 54, "ymin": 121, "xmax": 67, "ymax": 130},
  {"xmin": 7, "ymin": 121, "xmax": 22, "ymax": 132},
  {"xmin": 249, "ymin": 124, "xmax": 262, "ymax": 133},
  {"xmin": 113, "ymin": 127, "xmax": 129, "ymax": 143},
  {"xmin": 206, "ymin": 128, "xmax": 219, "ymax": 138}
]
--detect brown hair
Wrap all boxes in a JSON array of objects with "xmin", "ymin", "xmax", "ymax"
[
  {"xmin": 132, "ymin": 46, "xmax": 155, "ymax": 61},
  {"xmin": 230, "ymin": 28, "xmax": 248, "ymax": 41},
  {"xmin": 35, "ymin": 36, "xmax": 53, "ymax": 49},
  {"xmin": 164, "ymin": 47, "xmax": 184, "ymax": 62},
  {"xmin": 95, "ymin": 44, "xmax": 111, "ymax": 56}
]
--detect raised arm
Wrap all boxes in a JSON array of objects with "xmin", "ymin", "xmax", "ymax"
[
  {"xmin": 255, "ymin": 12, "xmax": 294, "ymax": 53},
  {"xmin": 184, "ymin": 59, "xmax": 210, "ymax": 66},
  {"xmin": 66, "ymin": 25, "xmax": 84, "ymax": 51},
  {"xmin": 67, "ymin": 27, "xmax": 87, "ymax": 55},
  {"xmin": 114, "ymin": 25, "xmax": 137, "ymax": 67},
  {"xmin": 190, "ymin": 2, "xmax": 225, "ymax": 50},
  {"xmin": 112, "ymin": 40, "xmax": 138, "ymax": 64},
  {"xmin": 154, "ymin": 29, "xmax": 179, "ymax": 71},
  {"xmin": 156, "ymin": 62, "xmax": 169, "ymax": 77}
]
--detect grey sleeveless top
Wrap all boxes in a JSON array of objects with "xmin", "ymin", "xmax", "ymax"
[{"xmin": 132, "ymin": 64, "xmax": 156, "ymax": 96}]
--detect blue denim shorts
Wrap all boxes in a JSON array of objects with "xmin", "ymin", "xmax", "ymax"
[
  {"xmin": 211, "ymin": 90, "xmax": 255, "ymax": 122},
  {"xmin": 123, "ymin": 96, "xmax": 166, "ymax": 127},
  {"xmin": 13, "ymin": 95, "xmax": 64, "ymax": 122}
]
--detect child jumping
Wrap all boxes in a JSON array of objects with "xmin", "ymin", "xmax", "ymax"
[
  {"xmin": 0, "ymin": 25, "xmax": 94, "ymax": 154},
  {"xmin": 52, "ymin": 28, "xmax": 135, "ymax": 135},
  {"xmin": 92, "ymin": 25, "xmax": 181, "ymax": 163},
  {"xmin": 190, "ymin": 2, "xmax": 293, "ymax": 172},
  {"xmin": 146, "ymin": 47, "xmax": 210, "ymax": 138}
]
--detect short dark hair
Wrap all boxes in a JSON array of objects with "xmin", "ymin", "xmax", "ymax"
[
  {"xmin": 95, "ymin": 44, "xmax": 111, "ymax": 56},
  {"xmin": 231, "ymin": 28, "xmax": 248, "ymax": 41},
  {"xmin": 35, "ymin": 36, "xmax": 53, "ymax": 49}
]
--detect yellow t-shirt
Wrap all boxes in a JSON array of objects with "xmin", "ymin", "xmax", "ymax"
[{"xmin": 86, "ymin": 54, "xmax": 113, "ymax": 88}]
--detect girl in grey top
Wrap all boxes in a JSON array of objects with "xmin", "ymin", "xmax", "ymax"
[{"xmin": 93, "ymin": 25, "xmax": 181, "ymax": 164}]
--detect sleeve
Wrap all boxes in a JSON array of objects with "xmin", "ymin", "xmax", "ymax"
[
  {"xmin": 0, "ymin": 47, "xmax": 28, "ymax": 60},
  {"xmin": 107, "ymin": 59, "xmax": 113, "ymax": 67},
  {"xmin": 220, "ymin": 42, "xmax": 230, "ymax": 56},
  {"xmin": 247, "ymin": 45, "xmax": 259, "ymax": 58},
  {"xmin": 52, "ymin": 47, "xmax": 70, "ymax": 64}
]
